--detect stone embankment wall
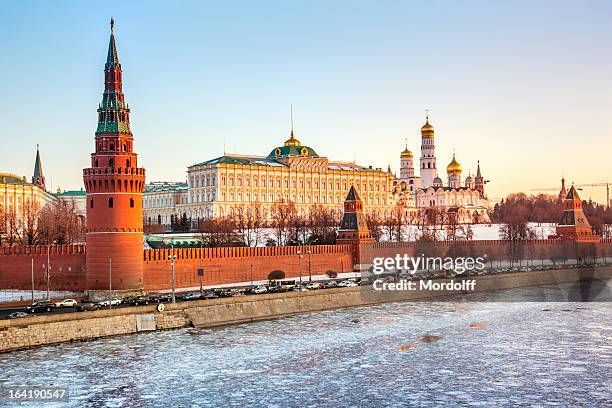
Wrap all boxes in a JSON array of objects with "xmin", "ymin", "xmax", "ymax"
[{"xmin": 1, "ymin": 267, "xmax": 610, "ymax": 353}]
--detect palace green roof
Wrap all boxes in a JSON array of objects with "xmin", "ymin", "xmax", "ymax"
[
  {"xmin": 0, "ymin": 173, "xmax": 30, "ymax": 186},
  {"xmin": 144, "ymin": 182, "xmax": 188, "ymax": 193},
  {"xmin": 192, "ymin": 155, "xmax": 287, "ymax": 168},
  {"xmin": 54, "ymin": 189, "xmax": 87, "ymax": 197},
  {"xmin": 267, "ymin": 145, "xmax": 319, "ymax": 158}
]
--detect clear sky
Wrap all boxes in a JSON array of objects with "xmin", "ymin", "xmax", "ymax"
[{"xmin": 2, "ymin": 1, "xmax": 611, "ymax": 204}]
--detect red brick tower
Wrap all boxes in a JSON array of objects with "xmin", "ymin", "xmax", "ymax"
[
  {"xmin": 556, "ymin": 185, "xmax": 599, "ymax": 242},
  {"xmin": 338, "ymin": 186, "xmax": 373, "ymax": 268},
  {"xmin": 83, "ymin": 19, "xmax": 145, "ymax": 294}
]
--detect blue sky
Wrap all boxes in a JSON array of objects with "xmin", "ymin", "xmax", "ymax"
[{"xmin": 2, "ymin": 1, "xmax": 611, "ymax": 203}]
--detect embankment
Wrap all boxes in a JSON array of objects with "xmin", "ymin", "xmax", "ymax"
[{"xmin": 1, "ymin": 267, "xmax": 610, "ymax": 353}]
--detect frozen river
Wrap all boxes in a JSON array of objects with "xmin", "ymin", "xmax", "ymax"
[{"xmin": 0, "ymin": 284, "xmax": 611, "ymax": 407}]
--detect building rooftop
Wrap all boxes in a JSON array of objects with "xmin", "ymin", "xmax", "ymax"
[{"xmin": 144, "ymin": 181, "xmax": 188, "ymax": 193}]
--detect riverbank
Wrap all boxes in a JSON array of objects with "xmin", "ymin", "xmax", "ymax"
[{"xmin": 1, "ymin": 267, "xmax": 610, "ymax": 353}]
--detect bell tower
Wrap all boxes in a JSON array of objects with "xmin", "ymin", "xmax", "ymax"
[{"xmin": 83, "ymin": 19, "xmax": 146, "ymax": 295}]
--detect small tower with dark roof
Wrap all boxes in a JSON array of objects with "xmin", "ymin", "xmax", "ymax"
[
  {"xmin": 555, "ymin": 185, "xmax": 600, "ymax": 242},
  {"xmin": 558, "ymin": 177, "xmax": 567, "ymax": 201},
  {"xmin": 32, "ymin": 144, "xmax": 45, "ymax": 190},
  {"xmin": 338, "ymin": 185, "xmax": 373, "ymax": 268}
]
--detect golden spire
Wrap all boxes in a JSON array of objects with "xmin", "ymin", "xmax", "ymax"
[
  {"xmin": 400, "ymin": 138, "xmax": 413, "ymax": 157},
  {"xmin": 283, "ymin": 104, "xmax": 301, "ymax": 146}
]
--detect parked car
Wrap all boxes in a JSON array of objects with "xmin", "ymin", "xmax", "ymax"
[
  {"xmin": 179, "ymin": 292, "xmax": 202, "ymax": 301},
  {"xmin": 124, "ymin": 296, "xmax": 151, "ymax": 305},
  {"xmin": 219, "ymin": 288, "xmax": 243, "ymax": 297},
  {"xmin": 323, "ymin": 280, "xmax": 338, "ymax": 288},
  {"xmin": 337, "ymin": 280, "xmax": 358, "ymax": 287},
  {"xmin": 304, "ymin": 282, "xmax": 322, "ymax": 290},
  {"xmin": 77, "ymin": 301, "xmax": 100, "ymax": 312},
  {"xmin": 55, "ymin": 298, "xmax": 78, "ymax": 308},
  {"xmin": 291, "ymin": 284, "xmax": 309, "ymax": 292},
  {"xmin": 25, "ymin": 300, "xmax": 55, "ymax": 313},
  {"xmin": 7, "ymin": 311, "xmax": 29, "ymax": 319},
  {"xmin": 202, "ymin": 290, "xmax": 219, "ymax": 299},
  {"xmin": 98, "ymin": 298, "xmax": 121, "ymax": 307},
  {"xmin": 249, "ymin": 285, "xmax": 268, "ymax": 294}
]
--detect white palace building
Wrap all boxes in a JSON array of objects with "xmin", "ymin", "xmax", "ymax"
[{"xmin": 144, "ymin": 115, "xmax": 490, "ymax": 227}]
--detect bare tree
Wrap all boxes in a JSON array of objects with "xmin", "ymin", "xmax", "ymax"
[
  {"xmin": 232, "ymin": 202, "xmax": 265, "ymax": 247},
  {"xmin": 38, "ymin": 200, "xmax": 85, "ymax": 244},
  {"xmin": 271, "ymin": 200, "xmax": 297, "ymax": 245},
  {"xmin": 365, "ymin": 211, "xmax": 383, "ymax": 242}
]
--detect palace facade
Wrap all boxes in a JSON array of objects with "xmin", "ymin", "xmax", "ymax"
[{"xmin": 144, "ymin": 131, "xmax": 397, "ymax": 225}]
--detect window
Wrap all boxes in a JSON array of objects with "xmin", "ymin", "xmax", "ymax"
[
  {"xmin": 90, "ymin": 199, "xmax": 94, "ymax": 208},
  {"xmin": 110, "ymin": 143, "xmax": 115, "ymax": 151},
  {"xmin": 109, "ymin": 158, "xmax": 114, "ymax": 168},
  {"xmin": 130, "ymin": 198, "xmax": 134, "ymax": 208},
  {"xmin": 108, "ymin": 198, "xmax": 114, "ymax": 208}
]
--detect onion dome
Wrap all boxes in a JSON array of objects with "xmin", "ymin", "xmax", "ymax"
[
  {"xmin": 432, "ymin": 176, "xmax": 443, "ymax": 187},
  {"xmin": 283, "ymin": 130, "xmax": 301, "ymax": 147},
  {"xmin": 400, "ymin": 145, "xmax": 413, "ymax": 158},
  {"xmin": 446, "ymin": 153, "xmax": 462, "ymax": 174},
  {"xmin": 421, "ymin": 115, "xmax": 434, "ymax": 139}
]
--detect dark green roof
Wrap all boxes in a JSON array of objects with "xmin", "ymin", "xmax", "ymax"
[
  {"xmin": 268, "ymin": 145, "xmax": 319, "ymax": 158},
  {"xmin": 192, "ymin": 155, "xmax": 287, "ymax": 168},
  {"xmin": 54, "ymin": 189, "xmax": 86, "ymax": 197},
  {"xmin": 144, "ymin": 182, "xmax": 188, "ymax": 193},
  {"xmin": 0, "ymin": 173, "xmax": 29, "ymax": 186}
]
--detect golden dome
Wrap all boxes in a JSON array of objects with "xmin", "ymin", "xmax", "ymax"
[
  {"xmin": 421, "ymin": 116, "xmax": 434, "ymax": 138},
  {"xmin": 446, "ymin": 154, "xmax": 462, "ymax": 174},
  {"xmin": 283, "ymin": 130, "xmax": 301, "ymax": 147},
  {"xmin": 400, "ymin": 145, "xmax": 413, "ymax": 158}
]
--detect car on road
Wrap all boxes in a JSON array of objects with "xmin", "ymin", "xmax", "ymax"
[
  {"xmin": 323, "ymin": 280, "xmax": 338, "ymax": 288},
  {"xmin": 25, "ymin": 300, "xmax": 55, "ymax": 313},
  {"xmin": 55, "ymin": 299, "xmax": 78, "ymax": 308},
  {"xmin": 7, "ymin": 311, "xmax": 29, "ymax": 319},
  {"xmin": 304, "ymin": 282, "xmax": 322, "ymax": 290},
  {"xmin": 179, "ymin": 292, "xmax": 202, "ymax": 301},
  {"xmin": 249, "ymin": 285, "xmax": 268, "ymax": 294},
  {"xmin": 337, "ymin": 280, "xmax": 358, "ymax": 287},
  {"xmin": 124, "ymin": 296, "xmax": 151, "ymax": 305},
  {"xmin": 98, "ymin": 298, "xmax": 121, "ymax": 307},
  {"xmin": 202, "ymin": 290, "xmax": 219, "ymax": 299},
  {"xmin": 77, "ymin": 301, "xmax": 100, "ymax": 312},
  {"xmin": 218, "ymin": 288, "xmax": 243, "ymax": 297}
]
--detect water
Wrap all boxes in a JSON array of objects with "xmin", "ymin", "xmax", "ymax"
[{"xmin": 1, "ymin": 286, "xmax": 611, "ymax": 407}]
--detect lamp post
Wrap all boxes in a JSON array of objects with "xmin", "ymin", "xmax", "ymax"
[
  {"xmin": 307, "ymin": 250, "xmax": 312, "ymax": 282},
  {"xmin": 31, "ymin": 258, "xmax": 34, "ymax": 304},
  {"xmin": 109, "ymin": 257, "xmax": 112, "ymax": 309},
  {"xmin": 250, "ymin": 264, "xmax": 254, "ymax": 287},
  {"xmin": 298, "ymin": 250, "xmax": 303, "ymax": 285},
  {"xmin": 163, "ymin": 238, "xmax": 176, "ymax": 303}
]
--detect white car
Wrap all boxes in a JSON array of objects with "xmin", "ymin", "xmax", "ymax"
[
  {"xmin": 55, "ymin": 299, "xmax": 78, "ymax": 308},
  {"xmin": 250, "ymin": 285, "xmax": 268, "ymax": 294},
  {"xmin": 337, "ymin": 280, "xmax": 358, "ymax": 287},
  {"xmin": 98, "ymin": 298, "xmax": 122, "ymax": 307}
]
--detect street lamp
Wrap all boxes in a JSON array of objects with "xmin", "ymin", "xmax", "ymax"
[
  {"xmin": 298, "ymin": 250, "xmax": 303, "ymax": 285},
  {"xmin": 307, "ymin": 250, "xmax": 312, "ymax": 282},
  {"xmin": 163, "ymin": 238, "xmax": 176, "ymax": 303}
]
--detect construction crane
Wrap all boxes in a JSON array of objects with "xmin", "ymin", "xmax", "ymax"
[{"xmin": 530, "ymin": 182, "xmax": 610, "ymax": 208}]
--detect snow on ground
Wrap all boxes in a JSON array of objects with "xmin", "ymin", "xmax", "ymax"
[
  {"xmin": 147, "ymin": 223, "xmax": 559, "ymax": 246},
  {"xmin": 0, "ymin": 290, "xmax": 83, "ymax": 304}
]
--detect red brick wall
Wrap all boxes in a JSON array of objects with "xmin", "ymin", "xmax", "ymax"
[
  {"xmin": 0, "ymin": 245, "xmax": 86, "ymax": 291},
  {"xmin": 359, "ymin": 239, "xmax": 612, "ymax": 267},
  {"xmin": 142, "ymin": 245, "xmax": 354, "ymax": 292}
]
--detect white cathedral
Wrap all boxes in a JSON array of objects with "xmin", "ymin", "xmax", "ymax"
[{"xmin": 393, "ymin": 115, "xmax": 491, "ymax": 224}]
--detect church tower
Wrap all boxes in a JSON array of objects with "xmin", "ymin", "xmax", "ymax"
[
  {"xmin": 558, "ymin": 177, "xmax": 567, "ymax": 201},
  {"xmin": 419, "ymin": 114, "xmax": 437, "ymax": 187},
  {"xmin": 446, "ymin": 152, "xmax": 462, "ymax": 189},
  {"xmin": 83, "ymin": 19, "xmax": 146, "ymax": 294},
  {"xmin": 474, "ymin": 160, "xmax": 485, "ymax": 197},
  {"xmin": 399, "ymin": 142, "xmax": 414, "ymax": 179},
  {"xmin": 32, "ymin": 144, "xmax": 45, "ymax": 190}
]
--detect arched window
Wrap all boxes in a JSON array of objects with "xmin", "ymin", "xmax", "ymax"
[
  {"xmin": 110, "ymin": 143, "xmax": 115, "ymax": 151},
  {"xmin": 123, "ymin": 144, "xmax": 127, "ymax": 151},
  {"xmin": 126, "ymin": 159, "xmax": 130, "ymax": 167},
  {"xmin": 109, "ymin": 158, "xmax": 114, "ymax": 168},
  {"xmin": 90, "ymin": 199, "xmax": 94, "ymax": 208},
  {"xmin": 130, "ymin": 198, "xmax": 134, "ymax": 208},
  {"xmin": 108, "ymin": 197, "xmax": 114, "ymax": 208}
]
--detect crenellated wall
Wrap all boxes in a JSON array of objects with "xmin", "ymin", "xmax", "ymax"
[{"xmin": 142, "ymin": 244, "xmax": 353, "ymax": 292}]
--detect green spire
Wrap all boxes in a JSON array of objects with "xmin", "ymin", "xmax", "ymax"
[{"xmin": 106, "ymin": 18, "xmax": 119, "ymax": 68}]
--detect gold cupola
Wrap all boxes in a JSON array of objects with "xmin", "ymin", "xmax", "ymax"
[
  {"xmin": 421, "ymin": 114, "xmax": 434, "ymax": 139},
  {"xmin": 283, "ymin": 130, "xmax": 301, "ymax": 147},
  {"xmin": 400, "ymin": 143, "xmax": 413, "ymax": 158},
  {"xmin": 446, "ymin": 153, "xmax": 462, "ymax": 174}
]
